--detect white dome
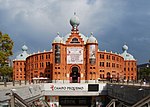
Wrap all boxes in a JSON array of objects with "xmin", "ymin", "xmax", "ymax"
[
  {"xmin": 121, "ymin": 44, "xmax": 135, "ymax": 60},
  {"xmin": 16, "ymin": 45, "xmax": 29, "ymax": 60},
  {"xmin": 63, "ymin": 33, "xmax": 88, "ymax": 44},
  {"xmin": 121, "ymin": 51, "xmax": 135, "ymax": 60},
  {"xmin": 87, "ymin": 33, "xmax": 98, "ymax": 43},
  {"xmin": 53, "ymin": 33, "xmax": 64, "ymax": 43},
  {"xmin": 16, "ymin": 52, "xmax": 29, "ymax": 60},
  {"xmin": 79, "ymin": 33, "xmax": 88, "ymax": 44}
]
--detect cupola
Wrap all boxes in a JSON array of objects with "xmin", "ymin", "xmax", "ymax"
[
  {"xmin": 121, "ymin": 44, "xmax": 135, "ymax": 60},
  {"xmin": 16, "ymin": 45, "xmax": 29, "ymax": 60},
  {"xmin": 87, "ymin": 32, "xmax": 98, "ymax": 43},
  {"xmin": 53, "ymin": 32, "xmax": 64, "ymax": 43}
]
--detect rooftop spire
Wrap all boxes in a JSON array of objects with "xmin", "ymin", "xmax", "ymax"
[
  {"xmin": 57, "ymin": 32, "xmax": 60, "ymax": 36},
  {"xmin": 91, "ymin": 32, "xmax": 93, "ymax": 36},
  {"xmin": 122, "ymin": 44, "xmax": 128, "ymax": 52}
]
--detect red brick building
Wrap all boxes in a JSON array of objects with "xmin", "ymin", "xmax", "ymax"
[
  {"xmin": 13, "ymin": 45, "xmax": 29, "ymax": 81},
  {"xmin": 13, "ymin": 14, "xmax": 137, "ymax": 83}
]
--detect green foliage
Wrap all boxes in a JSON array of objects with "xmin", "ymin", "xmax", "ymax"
[
  {"xmin": 139, "ymin": 67, "xmax": 150, "ymax": 81},
  {"xmin": 0, "ymin": 65, "xmax": 13, "ymax": 76},
  {"xmin": 142, "ymin": 67, "xmax": 150, "ymax": 73},
  {"xmin": 0, "ymin": 32, "xmax": 14, "ymax": 77}
]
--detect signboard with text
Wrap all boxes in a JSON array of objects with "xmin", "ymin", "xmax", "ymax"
[
  {"xmin": 43, "ymin": 83, "xmax": 107, "ymax": 96},
  {"xmin": 67, "ymin": 47, "xmax": 83, "ymax": 64},
  {"xmin": 49, "ymin": 84, "xmax": 85, "ymax": 91}
]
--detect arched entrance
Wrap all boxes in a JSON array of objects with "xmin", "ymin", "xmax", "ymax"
[
  {"xmin": 70, "ymin": 67, "xmax": 80, "ymax": 83},
  {"xmin": 106, "ymin": 72, "xmax": 111, "ymax": 81}
]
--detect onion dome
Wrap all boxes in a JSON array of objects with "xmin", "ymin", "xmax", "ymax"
[
  {"xmin": 53, "ymin": 32, "xmax": 64, "ymax": 43},
  {"xmin": 122, "ymin": 44, "xmax": 128, "ymax": 51},
  {"xmin": 22, "ymin": 45, "xmax": 28, "ymax": 51},
  {"xmin": 16, "ymin": 45, "xmax": 29, "ymax": 60},
  {"xmin": 87, "ymin": 32, "xmax": 98, "ymax": 43},
  {"xmin": 70, "ymin": 12, "xmax": 80, "ymax": 30},
  {"xmin": 121, "ymin": 44, "xmax": 135, "ymax": 60}
]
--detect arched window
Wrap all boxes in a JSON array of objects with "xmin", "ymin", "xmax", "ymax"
[
  {"xmin": 70, "ymin": 38, "xmax": 80, "ymax": 43},
  {"xmin": 40, "ymin": 72, "xmax": 43, "ymax": 77}
]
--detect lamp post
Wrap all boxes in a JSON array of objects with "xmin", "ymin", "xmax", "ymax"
[
  {"xmin": 146, "ymin": 64, "xmax": 150, "ymax": 86},
  {"xmin": 25, "ymin": 67, "xmax": 26, "ymax": 85}
]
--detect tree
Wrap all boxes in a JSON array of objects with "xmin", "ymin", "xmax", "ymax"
[
  {"xmin": 139, "ymin": 67, "xmax": 150, "ymax": 82},
  {"xmin": 0, "ymin": 32, "xmax": 14, "ymax": 80}
]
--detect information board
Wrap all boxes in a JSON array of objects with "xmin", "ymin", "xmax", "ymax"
[
  {"xmin": 67, "ymin": 47, "xmax": 83, "ymax": 64},
  {"xmin": 88, "ymin": 84, "xmax": 99, "ymax": 92}
]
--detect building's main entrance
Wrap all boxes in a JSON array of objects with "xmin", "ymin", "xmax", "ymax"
[{"xmin": 70, "ymin": 67, "xmax": 80, "ymax": 83}]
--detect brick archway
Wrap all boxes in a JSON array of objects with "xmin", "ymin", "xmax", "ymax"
[{"xmin": 70, "ymin": 66, "xmax": 80, "ymax": 83}]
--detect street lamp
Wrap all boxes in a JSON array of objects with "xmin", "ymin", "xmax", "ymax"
[{"xmin": 146, "ymin": 64, "xmax": 150, "ymax": 85}]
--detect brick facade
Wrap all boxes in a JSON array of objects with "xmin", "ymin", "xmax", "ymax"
[{"xmin": 13, "ymin": 14, "xmax": 137, "ymax": 83}]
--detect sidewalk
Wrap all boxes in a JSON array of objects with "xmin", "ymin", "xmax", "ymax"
[{"xmin": 0, "ymin": 81, "xmax": 35, "ymax": 90}]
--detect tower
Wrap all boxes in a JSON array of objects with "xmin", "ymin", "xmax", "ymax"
[
  {"xmin": 13, "ymin": 45, "xmax": 29, "ymax": 81},
  {"xmin": 52, "ymin": 32, "xmax": 65, "ymax": 82},
  {"xmin": 121, "ymin": 44, "xmax": 137, "ymax": 81},
  {"xmin": 86, "ymin": 32, "xmax": 98, "ymax": 82}
]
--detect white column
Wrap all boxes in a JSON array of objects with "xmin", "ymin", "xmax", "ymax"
[
  {"xmin": 148, "ymin": 102, "xmax": 150, "ymax": 107},
  {"xmin": 113, "ymin": 101, "xmax": 115, "ymax": 107}
]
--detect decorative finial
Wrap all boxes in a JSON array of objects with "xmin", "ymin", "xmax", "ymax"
[
  {"xmin": 22, "ymin": 44, "xmax": 28, "ymax": 51},
  {"xmin": 23, "ymin": 42, "xmax": 25, "ymax": 45},
  {"xmin": 57, "ymin": 32, "xmax": 60, "ymax": 36},
  {"xmin": 122, "ymin": 44, "xmax": 128, "ymax": 52},
  {"xmin": 124, "ymin": 42, "xmax": 127, "ymax": 45},
  {"xmin": 91, "ymin": 32, "xmax": 93, "ymax": 36}
]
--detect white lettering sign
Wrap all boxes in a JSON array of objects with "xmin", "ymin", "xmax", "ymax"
[{"xmin": 50, "ymin": 84, "xmax": 84, "ymax": 91}]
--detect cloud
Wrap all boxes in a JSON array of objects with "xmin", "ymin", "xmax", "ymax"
[
  {"xmin": 133, "ymin": 37, "xmax": 150, "ymax": 42},
  {"xmin": 0, "ymin": 0, "xmax": 150, "ymax": 63}
]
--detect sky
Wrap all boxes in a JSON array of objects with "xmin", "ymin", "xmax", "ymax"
[{"xmin": 0, "ymin": 0, "xmax": 150, "ymax": 64}]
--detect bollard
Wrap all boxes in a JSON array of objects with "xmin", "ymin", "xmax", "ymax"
[
  {"xmin": 127, "ymin": 80, "xmax": 129, "ymax": 85},
  {"xmin": 133, "ymin": 81, "xmax": 135, "ymax": 85},
  {"xmin": 13, "ymin": 80, "xmax": 15, "ymax": 86},
  {"xmin": 4, "ymin": 79, "xmax": 7, "ymax": 87},
  {"xmin": 140, "ymin": 81, "xmax": 142, "ymax": 86},
  {"xmin": 25, "ymin": 80, "xmax": 26, "ymax": 85},
  {"xmin": 19, "ymin": 80, "xmax": 21, "ymax": 85}
]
